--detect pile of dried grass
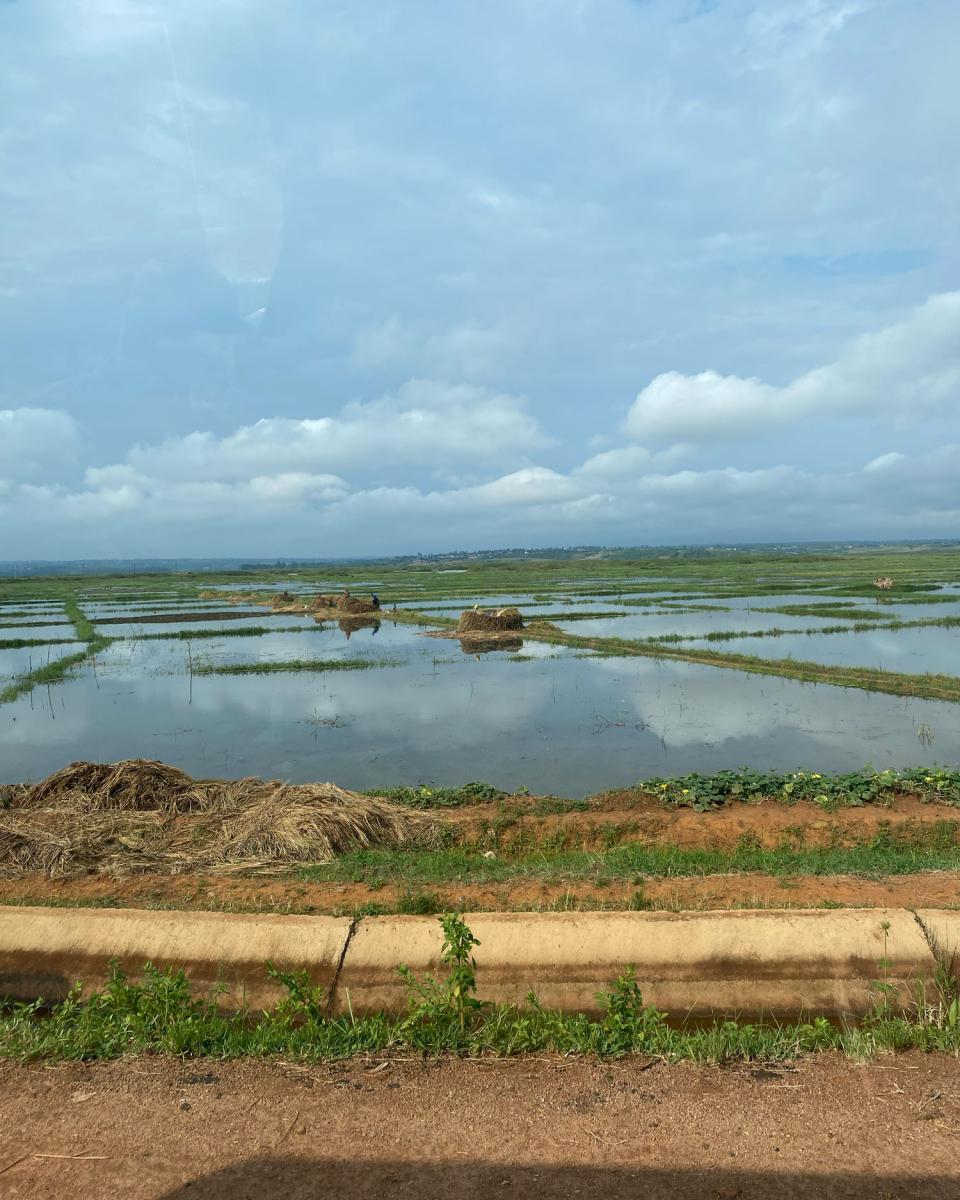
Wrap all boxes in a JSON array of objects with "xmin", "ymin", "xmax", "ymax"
[
  {"xmin": 271, "ymin": 590, "xmax": 297, "ymax": 607},
  {"xmin": 340, "ymin": 596, "xmax": 378, "ymax": 614},
  {"xmin": 457, "ymin": 607, "xmax": 524, "ymax": 634},
  {"xmin": 0, "ymin": 759, "xmax": 438, "ymax": 878}
]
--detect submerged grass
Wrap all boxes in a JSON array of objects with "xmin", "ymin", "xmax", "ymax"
[
  {"xmin": 0, "ymin": 637, "xmax": 78, "ymax": 650},
  {"xmin": 130, "ymin": 625, "xmax": 327, "ymax": 641},
  {"xmin": 0, "ymin": 592, "xmax": 112, "ymax": 705},
  {"xmin": 193, "ymin": 657, "xmax": 404, "ymax": 676},
  {"xmin": 519, "ymin": 625, "xmax": 960, "ymax": 702}
]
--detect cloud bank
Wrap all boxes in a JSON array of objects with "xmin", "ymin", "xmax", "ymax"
[{"xmin": 2, "ymin": 292, "xmax": 958, "ymax": 557}]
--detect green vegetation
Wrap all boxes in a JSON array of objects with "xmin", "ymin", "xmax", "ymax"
[
  {"xmin": 0, "ymin": 637, "xmax": 77, "ymax": 650},
  {"xmin": 193, "ymin": 657, "xmax": 404, "ymax": 676},
  {"xmin": 2, "ymin": 547, "xmax": 959, "ymax": 703},
  {"xmin": 3, "ymin": 914, "xmax": 958, "ymax": 1063},
  {"xmin": 0, "ymin": 592, "xmax": 110, "ymax": 704},
  {"xmin": 645, "ymin": 766, "xmax": 960, "ymax": 810},
  {"xmin": 377, "ymin": 781, "xmax": 510, "ymax": 809},
  {"xmin": 301, "ymin": 833, "xmax": 960, "ymax": 889},
  {"xmin": 130, "ymin": 624, "xmax": 327, "ymax": 641},
  {"xmin": 523, "ymin": 626, "xmax": 960, "ymax": 702}
]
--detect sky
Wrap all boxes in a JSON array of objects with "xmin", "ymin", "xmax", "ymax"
[{"xmin": 1, "ymin": 0, "xmax": 958, "ymax": 559}]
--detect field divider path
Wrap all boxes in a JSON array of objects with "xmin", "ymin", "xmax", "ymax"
[
  {"xmin": 392, "ymin": 606, "xmax": 960, "ymax": 702},
  {"xmin": 0, "ymin": 904, "xmax": 942, "ymax": 1024},
  {"xmin": 0, "ymin": 593, "xmax": 112, "ymax": 705}
]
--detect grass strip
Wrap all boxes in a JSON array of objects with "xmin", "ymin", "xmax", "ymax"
[
  {"xmin": 0, "ymin": 594, "xmax": 111, "ymax": 705},
  {"xmin": 0, "ymin": 645, "xmax": 108, "ymax": 703},
  {"xmin": 193, "ymin": 657, "xmax": 404, "ymax": 676},
  {"xmin": 300, "ymin": 837, "xmax": 960, "ymax": 888},
  {"xmin": 2, "ymin": 914, "xmax": 957, "ymax": 1063},
  {"xmin": 0, "ymin": 637, "xmax": 78, "ymax": 650},
  {"xmin": 516, "ymin": 625, "xmax": 960, "ymax": 702},
  {"xmin": 127, "ymin": 625, "xmax": 329, "ymax": 641}
]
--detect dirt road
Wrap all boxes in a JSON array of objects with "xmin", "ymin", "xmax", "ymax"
[{"xmin": 2, "ymin": 1054, "xmax": 959, "ymax": 1198}]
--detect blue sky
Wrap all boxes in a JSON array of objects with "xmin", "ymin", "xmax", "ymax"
[{"xmin": 1, "ymin": 0, "xmax": 958, "ymax": 558}]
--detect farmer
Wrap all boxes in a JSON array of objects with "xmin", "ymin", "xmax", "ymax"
[{"xmin": 371, "ymin": 593, "xmax": 381, "ymax": 609}]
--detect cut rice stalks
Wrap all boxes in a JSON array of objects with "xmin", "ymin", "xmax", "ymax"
[{"xmin": 0, "ymin": 759, "xmax": 439, "ymax": 878}]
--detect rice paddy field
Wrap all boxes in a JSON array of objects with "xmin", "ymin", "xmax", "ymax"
[{"xmin": 2, "ymin": 545, "xmax": 960, "ymax": 919}]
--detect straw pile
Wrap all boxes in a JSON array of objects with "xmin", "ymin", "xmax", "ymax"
[
  {"xmin": 874, "ymin": 576, "xmax": 894, "ymax": 590},
  {"xmin": 335, "ymin": 596, "xmax": 374, "ymax": 614},
  {"xmin": 0, "ymin": 759, "xmax": 438, "ymax": 878},
  {"xmin": 271, "ymin": 590, "xmax": 297, "ymax": 607},
  {"xmin": 457, "ymin": 607, "xmax": 524, "ymax": 634}
]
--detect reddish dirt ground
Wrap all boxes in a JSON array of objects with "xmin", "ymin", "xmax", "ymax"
[
  {"xmin": 453, "ymin": 792, "xmax": 960, "ymax": 851},
  {"xmin": 2, "ymin": 869, "xmax": 959, "ymax": 915},
  {"xmin": 1, "ymin": 793, "xmax": 956, "ymax": 914},
  {"xmin": 1, "ymin": 1054, "xmax": 959, "ymax": 1198}
]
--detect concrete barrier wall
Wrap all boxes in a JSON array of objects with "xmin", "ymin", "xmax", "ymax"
[
  {"xmin": 917, "ymin": 911, "xmax": 960, "ymax": 982},
  {"xmin": 336, "ymin": 909, "xmax": 934, "ymax": 1022},
  {"xmin": 0, "ymin": 907, "xmax": 352, "ymax": 1011},
  {"xmin": 0, "ymin": 905, "xmax": 939, "ymax": 1022}
]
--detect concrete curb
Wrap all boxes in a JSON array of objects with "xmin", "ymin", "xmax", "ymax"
[
  {"xmin": 0, "ymin": 907, "xmax": 352, "ymax": 1011},
  {"xmin": 0, "ymin": 905, "xmax": 940, "ymax": 1022},
  {"xmin": 335, "ymin": 909, "xmax": 933, "ymax": 1021}
]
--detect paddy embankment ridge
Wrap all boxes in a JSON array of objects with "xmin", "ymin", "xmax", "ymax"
[{"xmin": 2, "ymin": 547, "xmax": 960, "ymax": 1062}]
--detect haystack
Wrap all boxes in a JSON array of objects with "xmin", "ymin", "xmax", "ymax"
[
  {"xmin": 272, "ymin": 590, "xmax": 297, "ymax": 608},
  {"xmin": 874, "ymin": 576, "xmax": 894, "ymax": 590},
  {"xmin": 456, "ymin": 607, "xmax": 523, "ymax": 634},
  {"xmin": 0, "ymin": 759, "xmax": 438, "ymax": 878},
  {"xmin": 340, "ymin": 596, "xmax": 378, "ymax": 614},
  {"xmin": 308, "ymin": 593, "xmax": 339, "ymax": 611}
]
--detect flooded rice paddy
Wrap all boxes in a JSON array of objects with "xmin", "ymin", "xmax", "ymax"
[{"xmin": 2, "ymin": 559, "xmax": 959, "ymax": 792}]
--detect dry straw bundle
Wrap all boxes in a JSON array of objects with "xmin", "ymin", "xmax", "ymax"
[
  {"xmin": 0, "ymin": 759, "xmax": 437, "ymax": 879},
  {"xmin": 456, "ymin": 607, "xmax": 524, "ymax": 634}
]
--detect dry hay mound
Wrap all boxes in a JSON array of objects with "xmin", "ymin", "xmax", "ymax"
[
  {"xmin": 272, "ymin": 590, "xmax": 297, "ymax": 607},
  {"xmin": 874, "ymin": 576, "xmax": 894, "ymax": 590},
  {"xmin": 457, "ymin": 607, "xmax": 524, "ymax": 634},
  {"xmin": 339, "ymin": 596, "xmax": 378, "ymax": 614},
  {"xmin": 308, "ymin": 593, "xmax": 339, "ymax": 611},
  {"xmin": 21, "ymin": 759, "xmax": 202, "ymax": 813},
  {"xmin": 0, "ymin": 761, "xmax": 437, "ymax": 878}
]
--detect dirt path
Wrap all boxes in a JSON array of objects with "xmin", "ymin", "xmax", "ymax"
[
  {"xmin": 1, "ymin": 1054, "xmax": 958, "ymax": 1198},
  {"xmin": 3, "ymin": 869, "xmax": 959, "ymax": 915}
]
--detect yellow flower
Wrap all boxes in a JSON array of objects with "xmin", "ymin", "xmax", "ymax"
[
  {"xmin": 682, "ymin": 788, "xmax": 690, "ymax": 794},
  {"xmin": 812, "ymin": 773, "xmax": 821, "ymax": 779}
]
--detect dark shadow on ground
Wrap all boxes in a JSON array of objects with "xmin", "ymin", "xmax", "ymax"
[{"xmin": 157, "ymin": 1157, "xmax": 957, "ymax": 1199}]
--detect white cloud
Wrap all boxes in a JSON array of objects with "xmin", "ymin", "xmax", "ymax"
[
  {"xmin": 863, "ymin": 451, "xmax": 905, "ymax": 472},
  {"xmin": 124, "ymin": 380, "xmax": 547, "ymax": 482},
  {"xmin": 626, "ymin": 292, "xmax": 960, "ymax": 442},
  {"xmin": 0, "ymin": 408, "xmax": 81, "ymax": 481}
]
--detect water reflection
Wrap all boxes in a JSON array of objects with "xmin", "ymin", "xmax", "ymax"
[{"xmin": 2, "ymin": 646, "xmax": 957, "ymax": 795}]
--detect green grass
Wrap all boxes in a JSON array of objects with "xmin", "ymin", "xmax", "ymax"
[
  {"xmin": 299, "ymin": 835, "xmax": 960, "ymax": 889},
  {"xmin": 518, "ymin": 625, "xmax": 960, "ymax": 702},
  {"xmin": 193, "ymin": 657, "xmax": 404, "ymax": 676},
  {"xmin": 129, "ymin": 624, "xmax": 327, "ymax": 641},
  {"xmin": 0, "ymin": 645, "xmax": 108, "ymax": 703},
  {"xmin": 0, "ymin": 637, "xmax": 78, "ymax": 650},
  {"xmin": 2, "ymin": 914, "xmax": 958, "ymax": 1063},
  {"xmin": 3, "ymin": 549, "xmax": 959, "ymax": 702},
  {"xmin": 0, "ymin": 593, "xmax": 111, "ymax": 705}
]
